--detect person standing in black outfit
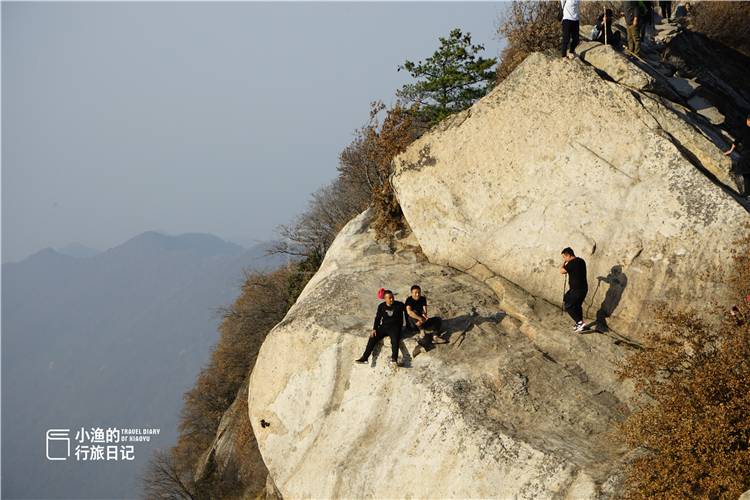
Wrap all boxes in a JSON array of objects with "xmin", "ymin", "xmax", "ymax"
[
  {"xmin": 639, "ymin": 1, "xmax": 654, "ymax": 44},
  {"xmin": 560, "ymin": 247, "xmax": 589, "ymax": 332},
  {"xmin": 659, "ymin": 0, "xmax": 672, "ymax": 21},
  {"xmin": 355, "ymin": 290, "xmax": 405, "ymax": 365}
]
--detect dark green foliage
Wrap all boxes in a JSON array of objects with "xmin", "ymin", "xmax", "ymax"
[{"xmin": 397, "ymin": 28, "xmax": 497, "ymax": 126}]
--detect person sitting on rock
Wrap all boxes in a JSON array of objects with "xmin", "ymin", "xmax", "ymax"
[
  {"xmin": 355, "ymin": 289, "xmax": 405, "ymax": 366},
  {"xmin": 405, "ymin": 285, "xmax": 434, "ymax": 348},
  {"xmin": 723, "ymin": 113, "xmax": 750, "ymax": 197},
  {"xmin": 590, "ymin": 9, "xmax": 622, "ymax": 48},
  {"xmin": 560, "ymin": 247, "xmax": 589, "ymax": 332}
]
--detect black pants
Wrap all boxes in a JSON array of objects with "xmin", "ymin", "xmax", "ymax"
[
  {"xmin": 561, "ymin": 19, "xmax": 580, "ymax": 57},
  {"xmin": 564, "ymin": 288, "xmax": 588, "ymax": 323},
  {"xmin": 660, "ymin": 1, "xmax": 672, "ymax": 19},
  {"xmin": 734, "ymin": 156, "xmax": 749, "ymax": 196},
  {"xmin": 594, "ymin": 30, "xmax": 621, "ymax": 48},
  {"xmin": 360, "ymin": 326, "xmax": 400, "ymax": 361}
]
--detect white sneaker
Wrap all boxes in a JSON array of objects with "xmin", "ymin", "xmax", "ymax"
[
  {"xmin": 574, "ymin": 321, "xmax": 586, "ymax": 332},
  {"xmin": 567, "ymin": 52, "xmax": 576, "ymax": 60}
]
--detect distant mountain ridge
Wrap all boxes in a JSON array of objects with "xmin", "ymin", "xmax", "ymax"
[
  {"xmin": 8, "ymin": 231, "xmax": 250, "ymax": 265},
  {"xmin": 2, "ymin": 230, "xmax": 286, "ymax": 499},
  {"xmin": 107, "ymin": 231, "xmax": 246, "ymax": 258}
]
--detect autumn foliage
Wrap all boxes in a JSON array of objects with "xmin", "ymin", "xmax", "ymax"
[
  {"xmin": 339, "ymin": 102, "xmax": 424, "ymax": 242},
  {"xmin": 618, "ymin": 233, "xmax": 750, "ymax": 499},
  {"xmin": 142, "ymin": 266, "xmax": 308, "ymax": 499},
  {"xmin": 689, "ymin": 1, "xmax": 750, "ymax": 58},
  {"xmin": 496, "ymin": 1, "xmax": 560, "ymax": 83},
  {"xmin": 496, "ymin": 0, "xmax": 619, "ymax": 83}
]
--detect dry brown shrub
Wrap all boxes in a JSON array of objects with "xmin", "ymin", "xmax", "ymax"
[
  {"xmin": 225, "ymin": 381, "xmax": 269, "ymax": 499},
  {"xmin": 370, "ymin": 105, "xmax": 423, "ymax": 241},
  {"xmin": 618, "ymin": 231, "xmax": 750, "ymax": 499},
  {"xmin": 144, "ymin": 266, "xmax": 301, "ymax": 499},
  {"xmin": 496, "ymin": 0, "xmax": 560, "ymax": 83},
  {"xmin": 340, "ymin": 102, "xmax": 423, "ymax": 242},
  {"xmin": 495, "ymin": 1, "xmax": 625, "ymax": 83},
  {"xmin": 690, "ymin": 1, "xmax": 750, "ymax": 57}
]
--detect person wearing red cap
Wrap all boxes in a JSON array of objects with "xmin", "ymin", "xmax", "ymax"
[{"xmin": 355, "ymin": 290, "xmax": 405, "ymax": 365}]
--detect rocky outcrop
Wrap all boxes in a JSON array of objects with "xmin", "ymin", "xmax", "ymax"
[
  {"xmin": 194, "ymin": 380, "xmax": 271, "ymax": 499},
  {"xmin": 574, "ymin": 41, "xmax": 678, "ymax": 101},
  {"xmin": 247, "ymin": 43, "xmax": 749, "ymax": 499},
  {"xmin": 392, "ymin": 52, "xmax": 749, "ymax": 340},
  {"xmin": 664, "ymin": 30, "xmax": 750, "ymax": 131},
  {"xmin": 249, "ymin": 211, "xmax": 636, "ymax": 499}
]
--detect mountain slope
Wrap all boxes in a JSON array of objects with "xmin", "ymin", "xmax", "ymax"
[{"xmin": 2, "ymin": 232, "xmax": 285, "ymax": 499}]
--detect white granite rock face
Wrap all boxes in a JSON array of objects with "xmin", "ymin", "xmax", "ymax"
[
  {"xmin": 248, "ymin": 51, "xmax": 749, "ymax": 499},
  {"xmin": 249, "ymin": 211, "xmax": 636, "ymax": 499},
  {"xmin": 392, "ymin": 52, "xmax": 748, "ymax": 339}
]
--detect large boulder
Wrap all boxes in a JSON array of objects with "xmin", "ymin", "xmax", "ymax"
[
  {"xmin": 249, "ymin": 211, "xmax": 636, "ymax": 499},
  {"xmin": 392, "ymin": 52, "xmax": 748, "ymax": 339},
  {"xmin": 574, "ymin": 42, "xmax": 680, "ymax": 101}
]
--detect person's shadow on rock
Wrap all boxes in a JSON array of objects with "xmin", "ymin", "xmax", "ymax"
[
  {"xmin": 593, "ymin": 265, "xmax": 628, "ymax": 332},
  {"xmin": 439, "ymin": 308, "xmax": 506, "ymax": 345}
]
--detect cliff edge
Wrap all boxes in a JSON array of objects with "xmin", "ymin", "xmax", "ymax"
[{"xmin": 248, "ymin": 50, "xmax": 749, "ymax": 498}]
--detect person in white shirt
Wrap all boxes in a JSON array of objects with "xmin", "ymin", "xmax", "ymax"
[{"xmin": 560, "ymin": 0, "xmax": 580, "ymax": 59}]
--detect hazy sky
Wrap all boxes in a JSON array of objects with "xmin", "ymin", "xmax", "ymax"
[{"xmin": 2, "ymin": 1, "xmax": 507, "ymax": 263}]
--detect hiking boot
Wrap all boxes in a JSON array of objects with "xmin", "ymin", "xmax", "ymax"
[
  {"xmin": 417, "ymin": 336, "xmax": 435, "ymax": 351},
  {"xmin": 354, "ymin": 357, "xmax": 368, "ymax": 364},
  {"xmin": 412, "ymin": 344, "xmax": 422, "ymax": 358}
]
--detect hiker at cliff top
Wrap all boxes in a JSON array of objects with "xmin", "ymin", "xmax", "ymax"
[
  {"xmin": 590, "ymin": 9, "xmax": 622, "ymax": 48},
  {"xmin": 659, "ymin": 0, "xmax": 672, "ymax": 21},
  {"xmin": 723, "ymin": 114, "xmax": 750, "ymax": 197},
  {"xmin": 560, "ymin": 0, "xmax": 580, "ymax": 60},
  {"xmin": 623, "ymin": 1, "xmax": 642, "ymax": 57},
  {"xmin": 355, "ymin": 290, "xmax": 405, "ymax": 365},
  {"xmin": 560, "ymin": 247, "xmax": 589, "ymax": 332},
  {"xmin": 638, "ymin": 1, "xmax": 654, "ymax": 43}
]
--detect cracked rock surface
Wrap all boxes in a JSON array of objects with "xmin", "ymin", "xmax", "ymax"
[
  {"xmin": 392, "ymin": 52, "xmax": 749, "ymax": 340},
  {"xmin": 250, "ymin": 211, "xmax": 636, "ymax": 499},
  {"xmin": 248, "ymin": 51, "xmax": 750, "ymax": 499}
]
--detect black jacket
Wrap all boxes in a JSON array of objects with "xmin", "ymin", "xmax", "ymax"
[{"xmin": 373, "ymin": 301, "xmax": 405, "ymax": 331}]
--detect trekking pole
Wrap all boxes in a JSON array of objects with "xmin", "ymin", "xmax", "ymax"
[
  {"xmin": 604, "ymin": 8, "xmax": 608, "ymax": 46},
  {"xmin": 585, "ymin": 278, "xmax": 603, "ymax": 317}
]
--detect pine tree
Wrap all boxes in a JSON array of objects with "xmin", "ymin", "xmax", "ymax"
[{"xmin": 397, "ymin": 28, "xmax": 497, "ymax": 126}]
